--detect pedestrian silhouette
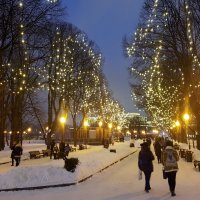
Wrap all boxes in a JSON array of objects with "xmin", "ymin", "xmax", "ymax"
[
  {"xmin": 13, "ymin": 143, "xmax": 23, "ymax": 166},
  {"xmin": 10, "ymin": 141, "xmax": 17, "ymax": 166},
  {"xmin": 161, "ymin": 140, "xmax": 179, "ymax": 197},
  {"xmin": 138, "ymin": 142, "xmax": 155, "ymax": 193}
]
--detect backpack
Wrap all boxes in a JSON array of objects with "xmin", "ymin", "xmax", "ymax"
[{"xmin": 165, "ymin": 150, "xmax": 177, "ymax": 167}]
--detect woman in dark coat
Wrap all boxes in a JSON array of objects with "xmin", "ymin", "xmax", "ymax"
[
  {"xmin": 154, "ymin": 138, "xmax": 162, "ymax": 163},
  {"xmin": 138, "ymin": 142, "xmax": 155, "ymax": 192},
  {"xmin": 13, "ymin": 143, "xmax": 23, "ymax": 166}
]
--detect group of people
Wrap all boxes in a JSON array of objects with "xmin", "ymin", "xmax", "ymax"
[
  {"xmin": 11, "ymin": 142, "xmax": 23, "ymax": 167},
  {"xmin": 10, "ymin": 139, "xmax": 70, "ymax": 166},
  {"xmin": 138, "ymin": 137, "xmax": 179, "ymax": 197},
  {"xmin": 50, "ymin": 140, "xmax": 71, "ymax": 160}
]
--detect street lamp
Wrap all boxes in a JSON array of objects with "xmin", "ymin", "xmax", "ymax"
[
  {"xmin": 60, "ymin": 115, "xmax": 67, "ymax": 141},
  {"xmin": 175, "ymin": 120, "xmax": 180, "ymax": 142},
  {"xmin": 108, "ymin": 123, "xmax": 112, "ymax": 137},
  {"xmin": 99, "ymin": 121, "xmax": 103, "ymax": 141},
  {"xmin": 99, "ymin": 121, "xmax": 103, "ymax": 127},
  {"xmin": 175, "ymin": 120, "xmax": 180, "ymax": 127},
  {"xmin": 27, "ymin": 127, "xmax": 32, "ymax": 133},
  {"xmin": 183, "ymin": 113, "xmax": 190, "ymax": 149},
  {"xmin": 117, "ymin": 126, "xmax": 121, "ymax": 131},
  {"xmin": 27, "ymin": 127, "xmax": 32, "ymax": 143},
  {"xmin": 108, "ymin": 123, "xmax": 112, "ymax": 129},
  {"xmin": 84, "ymin": 119, "xmax": 89, "ymax": 144}
]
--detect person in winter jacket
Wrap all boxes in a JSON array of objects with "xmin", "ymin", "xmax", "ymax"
[
  {"xmin": 154, "ymin": 137, "xmax": 162, "ymax": 163},
  {"xmin": 138, "ymin": 142, "xmax": 155, "ymax": 193},
  {"xmin": 13, "ymin": 143, "xmax": 23, "ymax": 166},
  {"xmin": 59, "ymin": 141, "xmax": 66, "ymax": 159},
  {"xmin": 10, "ymin": 141, "xmax": 17, "ymax": 166},
  {"xmin": 53, "ymin": 144, "xmax": 59, "ymax": 159},
  {"xmin": 161, "ymin": 140, "xmax": 179, "ymax": 197}
]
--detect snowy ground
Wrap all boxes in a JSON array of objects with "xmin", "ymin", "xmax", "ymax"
[
  {"xmin": 0, "ymin": 138, "xmax": 200, "ymax": 200},
  {"xmin": 0, "ymin": 138, "xmax": 137, "ymax": 189}
]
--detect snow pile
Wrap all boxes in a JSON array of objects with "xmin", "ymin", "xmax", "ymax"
[{"xmin": 0, "ymin": 165, "xmax": 76, "ymax": 189}]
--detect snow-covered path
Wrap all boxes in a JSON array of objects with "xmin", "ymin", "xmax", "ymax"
[{"xmin": 1, "ymin": 146, "xmax": 200, "ymax": 200}]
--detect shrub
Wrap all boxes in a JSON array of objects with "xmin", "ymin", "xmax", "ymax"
[{"xmin": 64, "ymin": 157, "xmax": 79, "ymax": 172}]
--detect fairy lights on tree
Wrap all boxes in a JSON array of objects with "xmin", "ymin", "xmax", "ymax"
[
  {"xmin": 124, "ymin": 0, "xmax": 200, "ymax": 130},
  {"xmin": 0, "ymin": 0, "xmax": 125, "ymax": 148}
]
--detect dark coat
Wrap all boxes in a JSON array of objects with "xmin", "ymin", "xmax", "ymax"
[
  {"xmin": 13, "ymin": 144, "xmax": 23, "ymax": 157},
  {"xmin": 138, "ymin": 145, "xmax": 155, "ymax": 172},
  {"xmin": 50, "ymin": 140, "xmax": 56, "ymax": 150},
  {"xmin": 154, "ymin": 141, "xmax": 162, "ymax": 157},
  {"xmin": 59, "ymin": 141, "xmax": 65, "ymax": 152},
  {"xmin": 11, "ymin": 144, "xmax": 16, "ymax": 158}
]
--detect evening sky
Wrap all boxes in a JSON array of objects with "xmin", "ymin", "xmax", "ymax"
[{"xmin": 63, "ymin": 0, "xmax": 144, "ymax": 113}]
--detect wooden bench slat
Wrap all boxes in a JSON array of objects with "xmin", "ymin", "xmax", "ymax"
[{"xmin": 29, "ymin": 151, "xmax": 43, "ymax": 159}]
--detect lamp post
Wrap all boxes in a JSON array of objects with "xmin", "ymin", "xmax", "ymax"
[
  {"xmin": 183, "ymin": 113, "xmax": 190, "ymax": 149},
  {"xmin": 175, "ymin": 120, "xmax": 180, "ymax": 142},
  {"xmin": 108, "ymin": 123, "xmax": 112, "ymax": 144},
  {"xmin": 99, "ymin": 121, "xmax": 103, "ymax": 142},
  {"xmin": 108, "ymin": 123, "xmax": 112, "ymax": 136},
  {"xmin": 84, "ymin": 119, "xmax": 89, "ymax": 144},
  {"xmin": 60, "ymin": 116, "xmax": 67, "ymax": 141},
  {"xmin": 27, "ymin": 127, "xmax": 32, "ymax": 143}
]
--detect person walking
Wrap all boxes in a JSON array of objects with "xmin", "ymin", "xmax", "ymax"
[
  {"xmin": 10, "ymin": 141, "xmax": 16, "ymax": 166},
  {"xmin": 161, "ymin": 140, "xmax": 179, "ymax": 197},
  {"xmin": 59, "ymin": 140, "xmax": 65, "ymax": 159},
  {"xmin": 50, "ymin": 139, "xmax": 55, "ymax": 159},
  {"xmin": 13, "ymin": 143, "xmax": 23, "ymax": 166},
  {"xmin": 138, "ymin": 141, "xmax": 155, "ymax": 193},
  {"xmin": 154, "ymin": 137, "xmax": 162, "ymax": 163}
]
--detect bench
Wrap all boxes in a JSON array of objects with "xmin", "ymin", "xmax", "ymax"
[
  {"xmin": 110, "ymin": 149, "xmax": 116, "ymax": 153},
  {"xmin": 69, "ymin": 146, "xmax": 76, "ymax": 152},
  {"xmin": 42, "ymin": 149, "xmax": 51, "ymax": 157},
  {"xmin": 194, "ymin": 160, "xmax": 200, "ymax": 171},
  {"xmin": 179, "ymin": 149, "xmax": 186, "ymax": 158},
  {"xmin": 79, "ymin": 144, "xmax": 87, "ymax": 150},
  {"xmin": 185, "ymin": 150, "xmax": 193, "ymax": 162},
  {"xmin": 29, "ymin": 151, "xmax": 43, "ymax": 159}
]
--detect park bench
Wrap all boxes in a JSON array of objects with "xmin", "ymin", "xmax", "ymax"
[
  {"xmin": 185, "ymin": 150, "xmax": 193, "ymax": 162},
  {"xmin": 29, "ymin": 151, "xmax": 43, "ymax": 159},
  {"xmin": 69, "ymin": 146, "xmax": 76, "ymax": 152},
  {"xmin": 42, "ymin": 149, "xmax": 51, "ymax": 157},
  {"xmin": 79, "ymin": 144, "xmax": 87, "ymax": 150},
  {"xmin": 179, "ymin": 149, "xmax": 186, "ymax": 158},
  {"xmin": 110, "ymin": 149, "xmax": 116, "ymax": 153}
]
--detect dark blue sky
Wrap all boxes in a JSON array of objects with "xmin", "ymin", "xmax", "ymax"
[{"xmin": 63, "ymin": 0, "xmax": 144, "ymax": 113}]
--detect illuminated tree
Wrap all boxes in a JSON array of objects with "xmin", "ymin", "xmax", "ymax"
[
  {"xmin": 0, "ymin": 0, "xmax": 63, "ymax": 148},
  {"xmin": 124, "ymin": 0, "xmax": 200, "ymax": 138},
  {"xmin": 62, "ymin": 31, "xmax": 103, "ymax": 146}
]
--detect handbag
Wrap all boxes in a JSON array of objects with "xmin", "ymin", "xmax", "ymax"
[
  {"xmin": 163, "ymin": 170, "xmax": 167, "ymax": 179},
  {"xmin": 138, "ymin": 169, "xmax": 142, "ymax": 180}
]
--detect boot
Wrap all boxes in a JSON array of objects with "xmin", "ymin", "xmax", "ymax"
[{"xmin": 171, "ymin": 190, "xmax": 176, "ymax": 196}]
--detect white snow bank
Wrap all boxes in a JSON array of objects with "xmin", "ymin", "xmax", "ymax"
[{"xmin": 0, "ymin": 139, "xmax": 138, "ymax": 189}]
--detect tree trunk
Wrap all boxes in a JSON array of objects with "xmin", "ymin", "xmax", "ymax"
[{"xmin": 195, "ymin": 114, "xmax": 200, "ymax": 150}]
